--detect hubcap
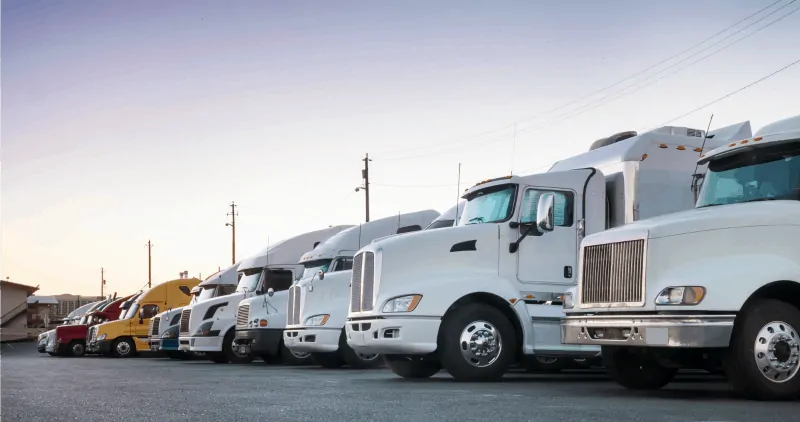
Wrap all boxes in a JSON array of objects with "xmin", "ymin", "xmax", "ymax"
[
  {"xmin": 117, "ymin": 341, "xmax": 131, "ymax": 355},
  {"xmin": 535, "ymin": 356, "xmax": 558, "ymax": 365},
  {"xmin": 357, "ymin": 352, "xmax": 379, "ymax": 361},
  {"xmin": 753, "ymin": 320, "xmax": 800, "ymax": 383},
  {"xmin": 459, "ymin": 320, "xmax": 502, "ymax": 368},
  {"xmin": 231, "ymin": 340, "xmax": 248, "ymax": 358},
  {"xmin": 72, "ymin": 343, "xmax": 84, "ymax": 355},
  {"xmin": 290, "ymin": 350, "xmax": 310, "ymax": 359}
]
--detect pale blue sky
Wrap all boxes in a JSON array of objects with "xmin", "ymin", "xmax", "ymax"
[{"xmin": 2, "ymin": 0, "xmax": 798, "ymax": 295}]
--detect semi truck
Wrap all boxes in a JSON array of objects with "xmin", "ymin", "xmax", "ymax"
[
  {"xmin": 344, "ymin": 121, "xmax": 752, "ymax": 381},
  {"xmin": 39, "ymin": 299, "xmax": 107, "ymax": 355},
  {"xmin": 88, "ymin": 275, "xmax": 201, "ymax": 357},
  {"xmin": 274, "ymin": 209, "xmax": 441, "ymax": 367},
  {"xmin": 149, "ymin": 264, "xmax": 241, "ymax": 359},
  {"xmin": 179, "ymin": 226, "xmax": 353, "ymax": 363},
  {"xmin": 561, "ymin": 115, "xmax": 800, "ymax": 401},
  {"xmin": 54, "ymin": 295, "xmax": 131, "ymax": 357}
]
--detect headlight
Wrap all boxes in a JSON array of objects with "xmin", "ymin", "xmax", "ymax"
[
  {"xmin": 97, "ymin": 334, "xmax": 107, "ymax": 341},
  {"xmin": 563, "ymin": 292, "xmax": 574, "ymax": 310},
  {"xmin": 305, "ymin": 315, "xmax": 329, "ymax": 326},
  {"xmin": 655, "ymin": 286, "xmax": 706, "ymax": 306},
  {"xmin": 194, "ymin": 321, "xmax": 214, "ymax": 336},
  {"xmin": 382, "ymin": 295, "xmax": 422, "ymax": 313}
]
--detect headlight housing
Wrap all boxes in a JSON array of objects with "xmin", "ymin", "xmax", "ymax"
[
  {"xmin": 162, "ymin": 326, "xmax": 179, "ymax": 339},
  {"xmin": 655, "ymin": 286, "xmax": 706, "ymax": 306},
  {"xmin": 97, "ymin": 333, "xmax": 107, "ymax": 341},
  {"xmin": 305, "ymin": 314, "xmax": 330, "ymax": 326},
  {"xmin": 382, "ymin": 295, "xmax": 422, "ymax": 313},
  {"xmin": 563, "ymin": 292, "xmax": 574, "ymax": 310},
  {"xmin": 194, "ymin": 321, "xmax": 214, "ymax": 336}
]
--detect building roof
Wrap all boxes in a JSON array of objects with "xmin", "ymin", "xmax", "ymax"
[
  {"xmin": 0, "ymin": 280, "xmax": 40, "ymax": 295},
  {"xmin": 27, "ymin": 295, "xmax": 59, "ymax": 305}
]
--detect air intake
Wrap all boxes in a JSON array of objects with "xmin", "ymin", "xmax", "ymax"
[{"xmin": 589, "ymin": 131, "xmax": 638, "ymax": 151}]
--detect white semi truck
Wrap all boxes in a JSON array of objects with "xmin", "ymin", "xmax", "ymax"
[
  {"xmin": 148, "ymin": 263, "xmax": 241, "ymax": 358},
  {"xmin": 179, "ymin": 226, "xmax": 352, "ymax": 363},
  {"xmin": 281, "ymin": 209, "xmax": 442, "ymax": 368},
  {"xmin": 344, "ymin": 121, "xmax": 752, "ymax": 381},
  {"xmin": 562, "ymin": 115, "xmax": 800, "ymax": 401}
]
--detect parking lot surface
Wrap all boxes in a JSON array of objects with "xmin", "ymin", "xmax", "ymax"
[{"xmin": 2, "ymin": 342, "xmax": 798, "ymax": 421}]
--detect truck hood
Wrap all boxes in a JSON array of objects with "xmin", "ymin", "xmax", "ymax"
[
  {"xmin": 296, "ymin": 270, "xmax": 352, "ymax": 324},
  {"xmin": 94, "ymin": 318, "xmax": 129, "ymax": 336},
  {"xmin": 591, "ymin": 201, "xmax": 800, "ymax": 241},
  {"xmin": 55, "ymin": 324, "xmax": 88, "ymax": 340}
]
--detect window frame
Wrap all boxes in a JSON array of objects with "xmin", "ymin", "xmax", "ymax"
[{"xmin": 518, "ymin": 187, "xmax": 576, "ymax": 228}]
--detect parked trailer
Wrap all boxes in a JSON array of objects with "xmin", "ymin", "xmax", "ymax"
[
  {"xmin": 562, "ymin": 115, "xmax": 800, "ymax": 401},
  {"xmin": 281, "ymin": 209, "xmax": 441, "ymax": 368},
  {"xmin": 344, "ymin": 121, "xmax": 751, "ymax": 381},
  {"xmin": 179, "ymin": 226, "xmax": 353, "ymax": 364}
]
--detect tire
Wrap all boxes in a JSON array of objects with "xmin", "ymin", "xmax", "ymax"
[
  {"xmin": 438, "ymin": 303, "xmax": 517, "ymax": 381},
  {"xmin": 280, "ymin": 340, "xmax": 312, "ymax": 365},
  {"xmin": 340, "ymin": 329, "xmax": 383, "ymax": 369},
  {"xmin": 68, "ymin": 341, "xmax": 86, "ymax": 357},
  {"xmin": 47, "ymin": 352, "xmax": 57, "ymax": 357},
  {"xmin": 603, "ymin": 346, "xmax": 676, "ymax": 390},
  {"xmin": 311, "ymin": 352, "xmax": 346, "ymax": 368},
  {"xmin": 384, "ymin": 355, "xmax": 441, "ymax": 379},
  {"xmin": 723, "ymin": 298, "xmax": 800, "ymax": 401},
  {"xmin": 111, "ymin": 338, "xmax": 136, "ymax": 358},
  {"xmin": 223, "ymin": 331, "xmax": 254, "ymax": 364},
  {"xmin": 522, "ymin": 356, "xmax": 568, "ymax": 373}
]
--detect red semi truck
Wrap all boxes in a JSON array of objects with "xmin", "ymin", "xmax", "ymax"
[{"xmin": 53, "ymin": 295, "xmax": 132, "ymax": 357}]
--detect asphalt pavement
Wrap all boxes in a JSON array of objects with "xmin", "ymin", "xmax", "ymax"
[{"xmin": 1, "ymin": 342, "xmax": 798, "ymax": 421}]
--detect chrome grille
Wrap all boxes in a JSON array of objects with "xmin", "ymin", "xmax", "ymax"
[
  {"xmin": 179, "ymin": 309, "xmax": 192, "ymax": 335},
  {"xmin": 362, "ymin": 252, "xmax": 375, "ymax": 311},
  {"xmin": 292, "ymin": 285, "xmax": 301, "ymax": 325},
  {"xmin": 349, "ymin": 252, "xmax": 364, "ymax": 313},
  {"xmin": 149, "ymin": 317, "xmax": 160, "ymax": 336},
  {"xmin": 236, "ymin": 303, "xmax": 250, "ymax": 329},
  {"xmin": 580, "ymin": 239, "xmax": 646, "ymax": 307},
  {"xmin": 88, "ymin": 326, "xmax": 97, "ymax": 342}
]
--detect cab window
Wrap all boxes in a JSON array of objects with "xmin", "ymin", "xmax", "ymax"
[
  {"xmin": 331, "ymin": 258, "xmax": 354, "ymax": 272},
  {"xmin": 140, "ymin": 304, "xmax": 160, "ymax": 319},
  {"xmin": 519, "ymin": 189, "xmax": 574, "ymax": 226},
  {"xmin": 262, "ymin": 269, "xmax": 294, "ymax": 292}
]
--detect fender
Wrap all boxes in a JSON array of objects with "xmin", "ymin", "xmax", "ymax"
[{"xmin": 647, "ymin": 253, "xmax": 800, "ymax": 312}]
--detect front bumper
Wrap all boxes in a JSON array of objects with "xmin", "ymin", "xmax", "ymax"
[
  {"xmin": 37, "ymin": 342, "xmax": 47, "ymax": 353},
  {"xmin": 88, "ymin": 339, "xmax": 112, "ymax": 354},
  {"xmin": 148, "ymin": 338, "xmax": 161, "ymax": 352},
  {"xmin": 284, "ymin": 327, "xmax": 340, "ymax": 353},
  {"xmin": 183, "ymin": 335, "xmax": 223, "ymax": 353},
  {"xmin": 561, "ymin": 313, "xmax": 736, "ymax": 348},
  {"xmin": 234, "ymin": 329, "xmax": 282, "ymax": 356},
  {"xmin": 345, "ymin": 317, "xmax": 440, "ymax": 355},
  {"xmin": 160, "ymin": 338, "xmax": 179, "ymax": 351}
]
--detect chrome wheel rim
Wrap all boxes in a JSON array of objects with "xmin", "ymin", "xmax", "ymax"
[
  {"xmin": 291, "ymin": 350, "xmax": 310, "ymax": 359},
  {"xmin": 116, "ymin": 341, "xmax": 131, "ymax": 356},
  {"xmin": 231, "ymin": 340, "xmax": 249, "ymax": 358},
  {"xmin": 753, "ymin": 320, "xmax": 800, "ymax": 383},
  {"xmin": 357, "ymin": 352, "xmax": 379, "ymax": 361},
  {"xmin": 72, "ymin": 343, "xmax": 85, "ymax": 355},
  {"xmin": 535, "ymin": 356, "xmax": 558, "ymax": 365},
  {"xmin": 459, "ymin": 320, "xmax": 502, "ymax": 368}
]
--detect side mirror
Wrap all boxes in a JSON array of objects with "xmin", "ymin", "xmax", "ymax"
[
  {"xmin": 267, "ymin": 288, "xmax": 275, "ymax": 297},
  {"xmin": 318, "ymin": 270, "xmax": 325, "ymax": 281},
  {"xmin": 536, "ymin": 193, "xmax": 555, "ymax": 233}
]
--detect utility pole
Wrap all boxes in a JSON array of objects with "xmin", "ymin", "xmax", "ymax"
[
  {"xmin": 101, "ymin": 267, "xmax": 106, "ymax": 297},
  {"xmin": 226, "ymin": 202, "xmax": 238, "ymax": 265},
  {"xmin": 355, "ymin": 154, "xmax": 372, "ymax": 222},
  {"xmin": 146, "ymin": 240, "xmax": 153, "ymax": 288}
]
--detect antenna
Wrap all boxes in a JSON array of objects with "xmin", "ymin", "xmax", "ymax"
[
  {"xmin": 510, "ymin": 122, "xmax": 517, "ymax": 175},
  {"xmin": 397, "ymin": 211, "xmax": 401, "ymax": 232},
  {"xmin": 691, "ymin": 114, "xmax": 715, "ymax": 203},
  {"xmin": 456, "ymin": 162, "xmax": 462, "ymax": 222}
]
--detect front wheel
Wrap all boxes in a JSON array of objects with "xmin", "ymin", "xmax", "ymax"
[
  {"xmin": 281, "ymin": 340, "xmax": 312, "ymax": 365},
  {"xmin": 112, "ymin": 338, "xmax": 136, "ymax": 358},
  {"xmin": 68, "ymin": 341, "xmax": 86, "ymax": 357},
  {"xmin": 603, "ymin": 346, "xmax": 676, "ymax": 390},
  {"xmin": 222, "ymin": 331, "xmax": 253, "ymax": 364},
  {"xmin": 438, "ymin": 303, "xmax": 517, "ymax": 381},
  {"xmin": 340, "ymin": 329, "xmax": 383, "ymax": 369},
  {"xmin": 384, "ymin": 355, "xmax": 440, "ymax": 378},
  {"xmin": 724, "ymin": 298, "xmax": 800, "ymax": 401}
]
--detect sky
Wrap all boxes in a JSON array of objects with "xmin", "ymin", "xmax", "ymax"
[{"xmin": 2, "ymin": 0, "xmax": 798, "ymax": 296}]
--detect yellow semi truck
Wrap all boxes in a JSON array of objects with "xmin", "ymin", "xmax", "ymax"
[{"xmin": 88, "ymin": 275, "xmax": 201, "ymax": 357}]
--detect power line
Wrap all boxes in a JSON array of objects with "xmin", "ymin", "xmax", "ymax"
[
  {"xmin": 646, "ymin": 57, "xmax": 800, "ymax": 129},
  {"xmin": 372, "ymin": 0, "xmax": 787, "ymax": 159},
  {"xmin": 371, "ymin": 182, "xmax": 458, "ymax": 188}
]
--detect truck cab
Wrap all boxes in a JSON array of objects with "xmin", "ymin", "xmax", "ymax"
[
  {"xmin": 40, "ymin": 300, "xmax": 105, "ymax": 355},
  {"xmin": 282, "ymin": 209, "xmax": 441, "ymax": 368},
  {"xmin": 344, "ymin": 122, "xmax": 750, "ymax": 381},
  {"xmin": 88, "ymin": 276, "xmax": 201, "ymax": 357},
  {"xmin": 149, "ymin": 264, "xmax": 241, "ymax": 359},
  {"xmin": 562, "ymin": 115, "xmax": 800, "ymax": 401},
  {"xmin": 54, "ymin": 295, "xmax": 131, "ymax": 357},
  {"xmin": 179, "ymin": 226, "xmax": 352, "ymax": 363}
]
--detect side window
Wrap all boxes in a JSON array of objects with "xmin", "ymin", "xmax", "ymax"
[
  {"xmin": 263, "ymin": 269, "xmax": 294, "ymax": 292},
  {"xmin": 519, "ymin": 189, "xmax": 574, "ymax": 227},
  {"xmin": 140, "ymin": 304, "xmax": 160, "ymax": 319},
  {"xmin": 332, "ymin": 258, "xmax": 354, "ymax": 272}
]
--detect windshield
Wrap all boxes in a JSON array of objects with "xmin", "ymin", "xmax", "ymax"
[
  {"xmin": 79, "ymin": 316, "xmax": 88, "ymax": 324},
  {"xmin": 302, "ymin": 259, "xmax": 332, "ymax": 279},
  {"xmin": 197, "ymin": 286, "xmax": 216, "ymax": 301},
  {"xmin": 697, "ymin": 143, "xmax": 800, "ymax": 208},
  {"xmin": 236, "ymin": 268, "xmax": 263, "ymax": 292},
  {"xmin": 459, "ymin": 184, "xmax": 517, "ymax": 225},
  {"xmin": 123, "ymin": 303, "xmax": 140, "ymax": 320}
]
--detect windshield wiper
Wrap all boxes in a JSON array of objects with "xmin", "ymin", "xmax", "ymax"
[
  {"xmin": 467, "ymin": 217, "xmax": 485, "ymax": 224},
  {"xmin": 739, "ymin": 197, "xmax": 779, "ymax": 204}
]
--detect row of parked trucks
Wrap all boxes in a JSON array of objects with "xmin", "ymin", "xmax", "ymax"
[{"xmin": 40, "ymin": 114, "xmax": 800, "ymax": 401}]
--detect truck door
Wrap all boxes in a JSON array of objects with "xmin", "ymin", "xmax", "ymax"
[
  {"xmin": 135, "ymin": 304, "xmax": 160, "ymax": 346},
  {"xmin": 516, "ymin": 168, "xmax": 605, "ymax": 287}
]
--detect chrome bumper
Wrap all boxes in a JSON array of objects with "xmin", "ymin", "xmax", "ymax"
[{"xmin": 562, "ymin": 314, "xmax": 735, "ymax": 348}]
